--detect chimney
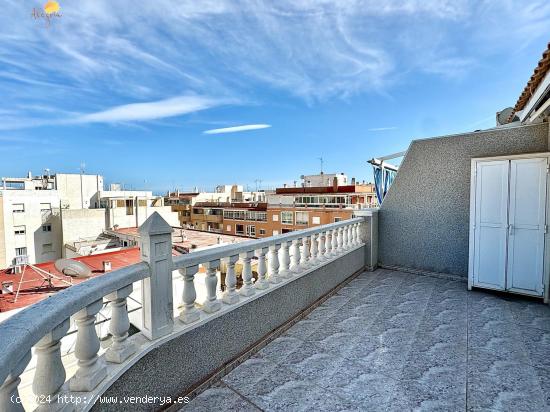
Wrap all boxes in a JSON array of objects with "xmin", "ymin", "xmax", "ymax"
[
  {"xmin": 283, "ymin": 183, "xmax": 287, "ymax": 188},
  {"xmin": 103, "ymin": 261, "xmax": 112, "ymax": 272},
  {"xmin": 333, "ymin": 177, "xmax": 338, "ymax": 192},
  {"xmin": 351, "ymin": 177, "xmax": 356, "ymax": 185}
]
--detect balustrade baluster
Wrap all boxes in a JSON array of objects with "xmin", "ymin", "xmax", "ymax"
[
  {"xmin": 202, "ymin": 260, "xmax": 221, "ymax": 313},
  {"xmin": 70, "ymin": 299, "xmax": 107, "ymax": 392},
  {"xmin": 105, "ymin": 285, "xmax": 136, "ymax": 363},
  {"xmin": 179, "ymin": 265, "xmax": 200, "ymax": 323},
  {"xmin": 337, "ymin": 227, "xmax": 344, "ymax": 252},
  {"xmin": 255, "ymin": 247, "xmax": 270, "ymax": 290},
  {"xmin": 0, "ymin": 351, "xmax": 30, "ymax": 412},
  {"xmin": 239, "ymin": 251, "xmax": 256, "ymax": 297},
  {"xmin": 290, "ymin": 239, "xmax": 301, "ymax": 273},
  {"xmin": 222, "ymin": 255, "xmax": 240, "ymax": 304},
  {"xmin": 278, "ymin": 241, "xmax": 291, "ymax": 278},
  {"xmin": 324, "ymin": 230, "xmax": 332, "ymax": 258},
  {"xmin": 310, "ymin": 234, "xmax": 319, "ymax": 264},
  {"xmin": 317, "ymin": 232, "xmax": 326, "ymax": 261},
  {"xmin": 32, "ymin": 319, "xmax": 70, "ymax": 411},
  {"xmin": 268, "ymin": 244, "xmax": 281, "ymax": 284},
  {"xmin": 331, "ymin": 228, "xmax": 338, "ymax": 256},
  {"xmin": 300, "ymin": 237, "xmax": 310, "ymax": 268}
]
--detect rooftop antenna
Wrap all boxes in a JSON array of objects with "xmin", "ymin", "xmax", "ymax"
[
  {"xmin": 317, "ymin": 157, "xmax": 324, "ymax": 174},
  {"xmin": 255, "ymin": 179, "xmax": 263, "ymax": 191}
]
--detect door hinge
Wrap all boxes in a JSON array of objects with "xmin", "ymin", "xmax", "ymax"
[{"xmin": 545, "ymin": 225, "xmax": 548, "ymax": 234}]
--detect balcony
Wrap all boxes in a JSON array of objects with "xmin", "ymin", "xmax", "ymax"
[
  {"xmin": 0, "ymin": 213, "xmax": 371, "ymax": 411},
  {"xmin": 1, "ymin": 209, "xmax": 549, "ymax": 411}
]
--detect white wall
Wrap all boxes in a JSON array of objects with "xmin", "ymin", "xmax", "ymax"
[
  {"xmin": 60, "ymin": 209, "xmax": 107, "ymax": 250},
  {"xmin": 55, "ymin": 174, "xmax": 103, "ymax": 209}
]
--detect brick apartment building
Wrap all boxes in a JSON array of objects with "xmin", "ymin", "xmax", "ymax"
[{"xmin": 166, "ymin": 173, "xmax": 377, "ymax": 238}]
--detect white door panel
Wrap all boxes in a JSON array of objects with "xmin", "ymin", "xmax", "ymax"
[
  {"xmin": 473, "ymin": 161, "xmax": 509, "ymax": 290},
  {"xmin": 507, "ymin": 158, "xmax": 546, "ymax": 295}
]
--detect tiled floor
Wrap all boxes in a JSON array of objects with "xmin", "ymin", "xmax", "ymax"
[{"xmin": 182, "ymin": 269, "xmax": 550, "ymax": 411}]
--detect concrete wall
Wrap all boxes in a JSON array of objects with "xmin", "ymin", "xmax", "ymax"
[
  {"xmin": 95, "ymin": 247, "xmax": 365, "ymax": 411},
  {"xmin": 61, "ymin": 209, "xmax": 107, "ymax": 250},
  {"xmin": 378, "ymin": 122, "xmax": 549, "ymax": 277},
  {"xmin": 55, "ymin": 174, "xmax": 103, "ymax": 209}
]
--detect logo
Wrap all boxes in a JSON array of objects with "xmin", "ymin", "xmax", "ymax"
[{"xmin": 32, "ymin": 1, "xmax": 62, "ymax": 27}]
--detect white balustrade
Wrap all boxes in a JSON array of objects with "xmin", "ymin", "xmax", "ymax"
[
  {"xmin": 0, "ymin": 351, "xmax": 30, "ymax": 412},
  {"xmin": 254, "ymin": 247, "xmax": 270, "ymax": 290},
  {"xmin": 70, "ymin": 299, "xmax": 106, "ymax": 392},
  {"xmin": 32, "ymin": 319, "xmax": 70, "ymax": 411},
  {"xmin": 324, "ymin": 230, "xmax": 332, "ymax": 258},
  {"xmin": 105, "ymin": 285, "xmax": 136, "ymax": 363},
  {"xmin": 222, "ymin": 255, "xmax": 240, "ymax": 304},
  {"xmin": 310, "ymin": 234, "xmax": 319, "ymax": 263},
  {"xmin": 343, "ymin": 225, "xmax": 349, "ymax": 249},
  {"xmin": 300, "ymin": 237, "xmax": 310, "ymax": 268},
  {"xmin": 290, "ymin": 239, "xmax": 301, "ymax": 273},
  {"xmin": 317, "ymin": 232, "xmax": 326, "ymax": 261},
  {"xmin": 202, "ymin": 260, "xmax": 221, "ymax": 313},
  {"xmin": 337, "ymin": 227, "xmax": 344, "ymax": 252},
  {"xmin": 239, "ymin": 251, "xmax": 256, "ymax": 297},
  {"xmin": 278, "ymin": 241, "xmax": 291, "ymax": 278},
  {"xmin": 0, "ymin": 213, "xmax": 369, "ymax": 412},
  {"xmin": 179, "ymin": 265, "xmax": 200, "ymax": 324},
  {"xmin": 268, "ymin": 244, "xmax": 281, "ymax": 284}
]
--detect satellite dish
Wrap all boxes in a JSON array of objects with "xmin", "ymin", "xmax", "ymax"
[
  {"xmin": 54, "ymin": 259, "xmax": 92, "ymax": 278},
  {"xmin": 496, "ymin": 107, "xmax": 519, "ymax": 126}
]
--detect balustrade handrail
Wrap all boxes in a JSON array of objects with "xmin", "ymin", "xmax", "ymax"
[
  {"xmin": 172, "ymin": 217, "xmax": 363, "ymax": 269},
  {"xmin": 0, "ymin": 263, "xmax": 149, "ymax": 385}
]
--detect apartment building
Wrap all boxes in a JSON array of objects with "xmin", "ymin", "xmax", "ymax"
[
  {"xmin": 0, "ymin": 172, "xmax": 179, "ymax": 268},
  {"xmin": 165, "ymin": 173, "xmax": 377, "ymax": 238}
]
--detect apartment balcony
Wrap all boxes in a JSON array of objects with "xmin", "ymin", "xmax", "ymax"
[
  {"xmin": 191, "ymin": 213, "xmax": 223, "ymax": 223},
  {"xmin": 1, "ymin": 210, "xmax": 549, "ymax": 411}
]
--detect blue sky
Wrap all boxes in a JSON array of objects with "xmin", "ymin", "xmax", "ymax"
[{"xmin": 1, "ymin": 1, "xmax": 549, "ymax": 193}]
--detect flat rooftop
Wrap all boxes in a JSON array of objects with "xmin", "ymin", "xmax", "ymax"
[{"xmin": 183, "ymin": 269, "xmax": 550, "ymax": 411}]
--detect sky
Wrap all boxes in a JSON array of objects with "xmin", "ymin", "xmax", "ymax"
[{"xmin": 0, "ymin": 1, "xmax": 549, "ymax": 193}]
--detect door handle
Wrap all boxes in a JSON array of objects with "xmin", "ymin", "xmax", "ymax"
[{"xmin": 508, "ymin": 224, "xmax": 514, "ymax": 235}]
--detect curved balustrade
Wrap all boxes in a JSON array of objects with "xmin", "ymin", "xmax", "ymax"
[{"xmin": 0, "ymin": 214, "xmax": 367, "ymax": 411}]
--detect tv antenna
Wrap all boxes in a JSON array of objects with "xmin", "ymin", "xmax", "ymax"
[
  {"xmin": 255, "ymin": 179, "xmax": 263, "ymax": 191},
  {"xmin": 317, "ymin": 157, "xmax": 324, "ymax": 174}
]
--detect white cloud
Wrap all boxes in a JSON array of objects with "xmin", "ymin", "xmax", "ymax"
[
  {"xmin": 76, "ymin": 96, "xmax": 228, "ymax": 124},
  {"xmin": 203, "ymin": 124, "xmax": 271, "ymax": 134},
  {"xmin": 368, "ymin": 126, "xmax": 398, "ymax": 132},
  {"xmin": 1, "ymin": 0, "xmax": 549, "ymax": 129}
]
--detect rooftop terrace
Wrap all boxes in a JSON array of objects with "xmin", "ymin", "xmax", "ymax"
[{"xmin": 183, "ymin": 269, "xmax": 550, "ymax": 411}]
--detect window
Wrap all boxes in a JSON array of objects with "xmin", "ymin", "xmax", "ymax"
[
  {"xmin": 116, "ymin": 200, "xmax": 125, "ymax": 208},
  {"xmin": 312, "ymin": 216, "xmax": 321, "ymax": 224},
  {"xmin": 334, "ymin": 217, "xmax": 343, "ymax": 223},
  {"xmin": 42, "ymin": 243, "xmax": 53, "ymax": 253},
  {"xmin": 272, "ymin": 214, "xmax": 279, "ymax": 222},
  {"xmin": 40, "ymin": 203, "xmax": 51, "ymax": 211},
  {"xmin": 12, "ymin": 203, "xmax": 24, "ymax": 213},
  {"xmin": 236, "ymin": 224, "xmax": 244, "ymax": 235},
  {"xmin": 138, "ymin": 199, "xmax": 147, "ymax": 207},
  {"xmin": 281, "ymin": 211, "xmax": 293, "ymax": 225},
  {"xmin": 273, "ymin": 230, "xmax": 279, "ymax": 235},
  {"xmin": 15, "ymin": 247, "xmax": 27, "ymax": 256},
  {"xmin": 246, "ymin": 225, "xmax": 256, "ymax": 237},
  {"xmin": 259, "ymin": 228, "xmax": 266, "ymax": 235},
  {"xmin": 14, "ymin": 226, "xmax": 25, "ymax": 235},
  {"xmin": 42, "ymin": 224, "xmax": 52, "ymax": 232},
  {"xmin": 295, "ymin": 211, "xmax": 309, "ymax": 225},
  {"xmin": 226, "ymin": 225, "xmax": 232, "ymax": 232}
]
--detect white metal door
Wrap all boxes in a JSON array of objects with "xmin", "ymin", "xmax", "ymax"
[
  {"xmin": 473, "ymin": 161, "xmax": 509, "ymax": 290},
  {"xmin": 506, "ymin": 158, "xmax": 547, "ymax": 296}
]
